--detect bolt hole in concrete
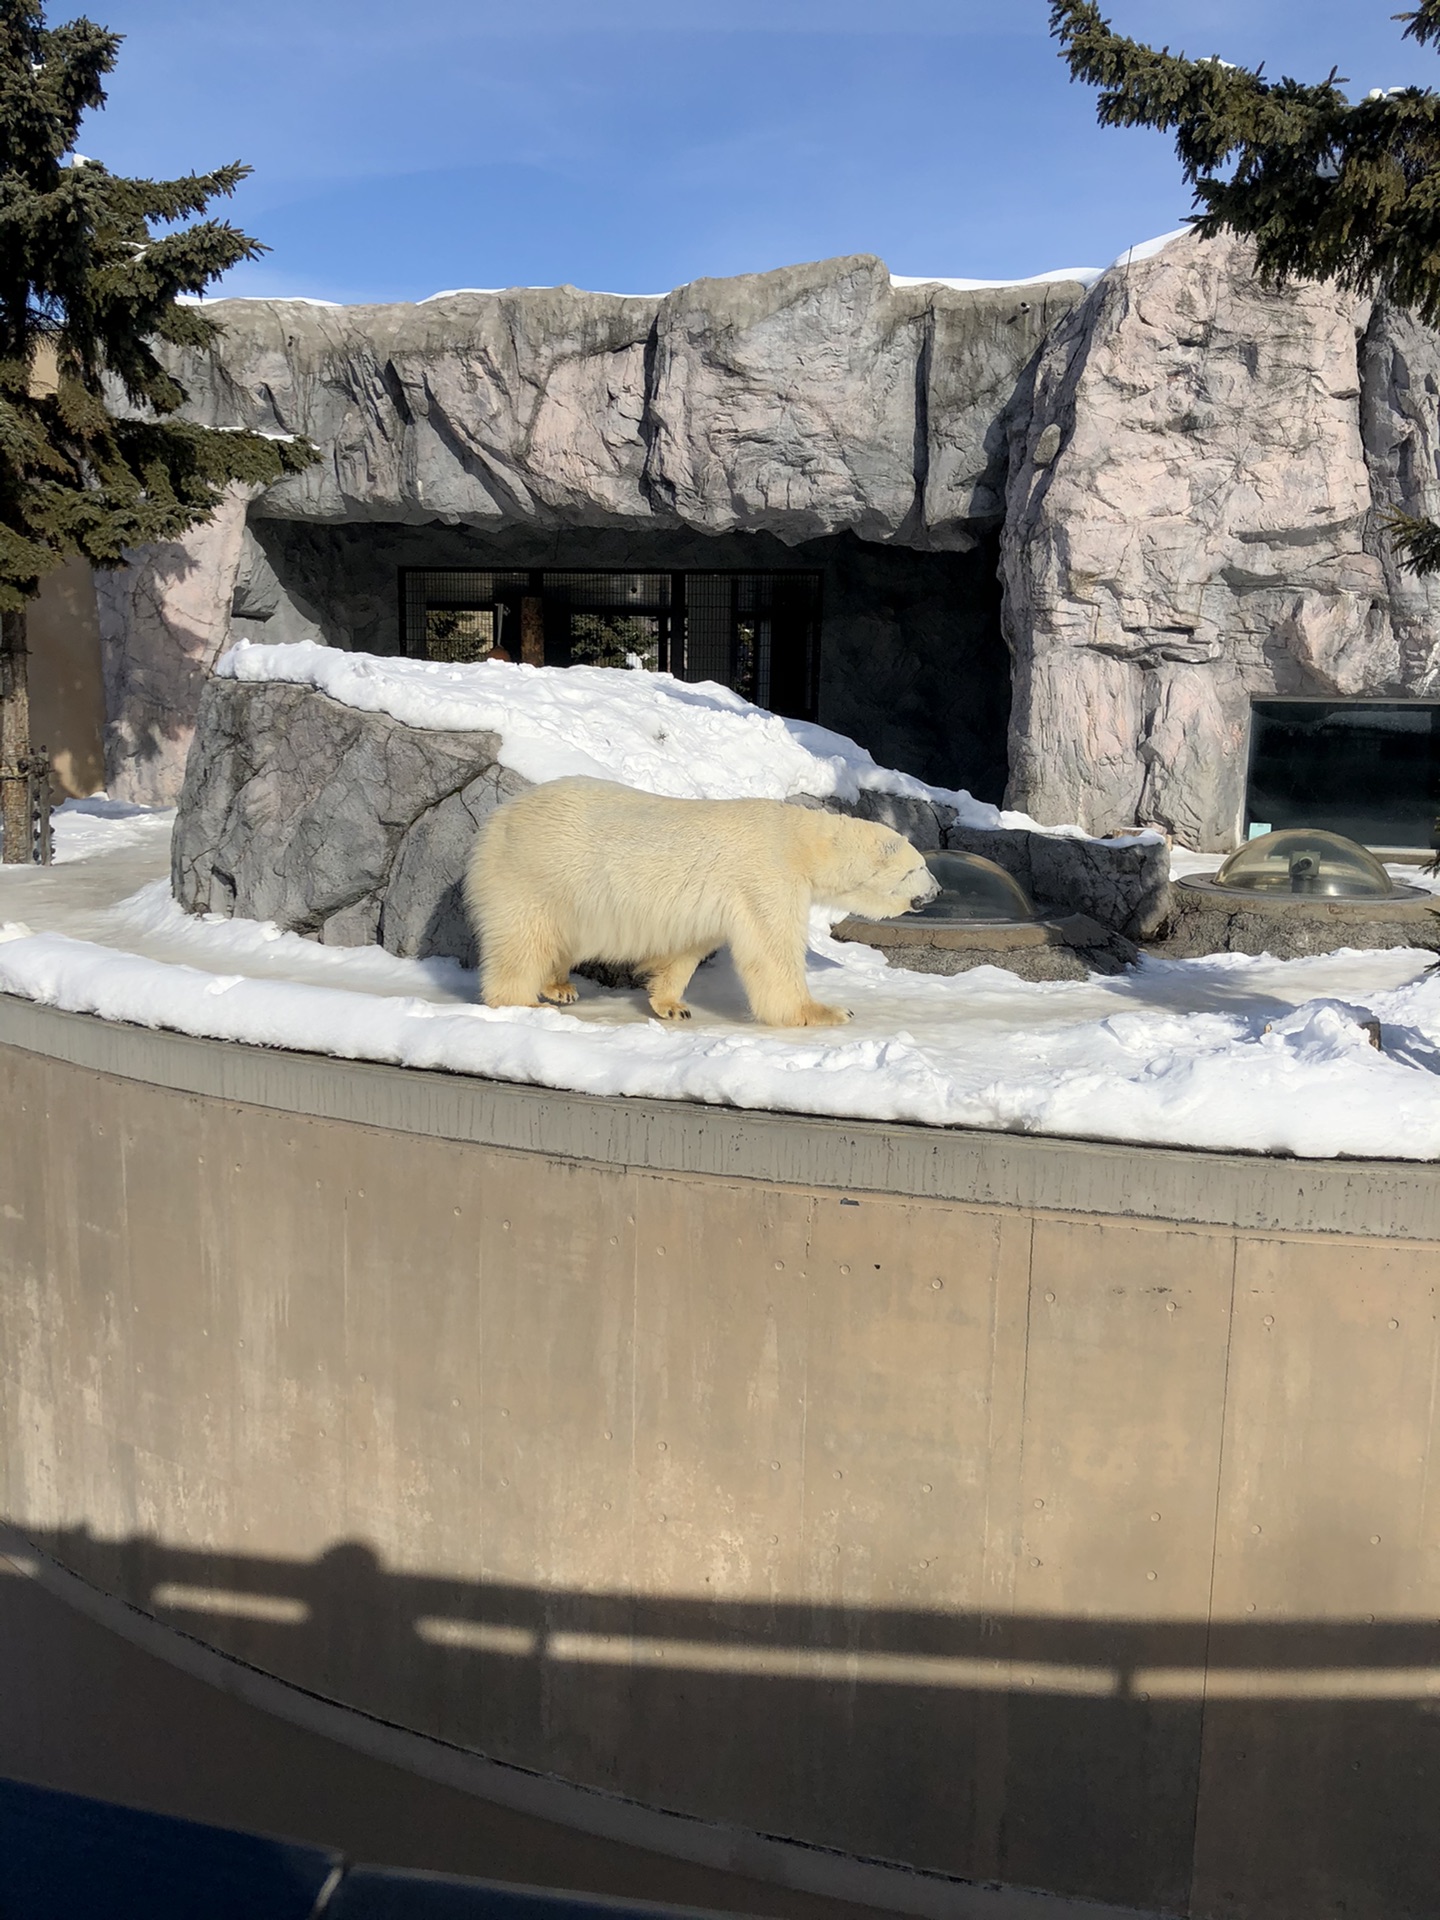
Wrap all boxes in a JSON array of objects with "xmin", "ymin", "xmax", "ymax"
[{"xmin": 7, "ymin": 798, "xmax": 1440, "ymax": 1158}]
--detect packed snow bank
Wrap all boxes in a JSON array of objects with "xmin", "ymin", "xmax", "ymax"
[
  {"xmin": 5, "ymin": 852, "xmax": 1440, "ymax": 1157},
  {"xmin": 4, "ymin": 810, "xmax": 1440, "ymax": 1157},
  {"xmin": 214, "ymin": 643, "xmax": 1149, "ymax": 843}
]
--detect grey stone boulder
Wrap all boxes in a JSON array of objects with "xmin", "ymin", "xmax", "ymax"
[
  {"xmin": 172, "ymin": 677, "xmax": 513, "ymax": 960},
  {"xmin": 378, "ymin": 766, "xmax": 529, "ymax": 965}
]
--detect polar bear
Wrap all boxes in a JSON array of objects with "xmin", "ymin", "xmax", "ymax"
[{"xmin": 465, "ymin": 776, "xmax": 938, "ymax": 1027}]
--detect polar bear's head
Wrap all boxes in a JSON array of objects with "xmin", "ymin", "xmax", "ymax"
[{"xmin": 813, "ymin": 818, "xmax": 940, "ymax": 921}]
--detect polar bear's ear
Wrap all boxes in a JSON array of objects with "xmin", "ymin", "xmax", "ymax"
[{"xmin": 883, "ymin": 834, "xmax": 907, "ymax": 856}]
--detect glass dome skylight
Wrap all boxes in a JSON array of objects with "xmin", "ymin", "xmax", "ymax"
[
  {"xmin": 1212, "ymin": 828, "xmax": 1398, "ymax": 899},
  {"xmin": 908, "ymin": 851, "xmax": 1038, "ymax": 925}
]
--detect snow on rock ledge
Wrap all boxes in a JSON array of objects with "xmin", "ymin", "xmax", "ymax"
[{"xmin": 171, "ymin": 650, "xmax": 1171, "ymax": 957}]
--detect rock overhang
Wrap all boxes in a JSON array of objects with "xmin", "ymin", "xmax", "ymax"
[{"xmin": 165, "ymin": 254, "xmax": 1089, "ymax": 550}]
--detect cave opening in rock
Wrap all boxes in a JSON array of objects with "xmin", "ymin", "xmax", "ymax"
[{"xmin": 232, "ymin": 519, "xmax": 1014, "ymax": 803}]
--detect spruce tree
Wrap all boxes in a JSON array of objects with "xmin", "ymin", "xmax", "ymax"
[
  {"xmin": 0, "ymin": 0, "xmax": 314, "ymax": 862},
  {"xmin": 1051, "ymin": 1, "xmax": 1440, "ymax": 573}
]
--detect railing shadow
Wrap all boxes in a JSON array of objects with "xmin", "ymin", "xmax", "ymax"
[{"xmin": 9, "ymin": 1525, "xmax": 1440, "ymax": 1920}]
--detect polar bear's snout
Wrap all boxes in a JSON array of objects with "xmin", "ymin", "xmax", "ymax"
[{"xmin": 908, "ymin": 870, "xmax": 941, "ymax": 912}]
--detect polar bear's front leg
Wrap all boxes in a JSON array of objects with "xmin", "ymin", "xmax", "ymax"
[
  {"xmin": 729, "ymin": 902, "xmax": 850, "ymax": 1028},
  {"xmin": 645, "ymin": 948, "xmax": 709, "ymax": 1021}
]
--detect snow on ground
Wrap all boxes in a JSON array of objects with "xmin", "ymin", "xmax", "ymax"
[
  {"xmin": 40, "ymin": 796, "xmax": 175, "ymax": 864},
  {"xmin": 216, "ymin": 643, "xmax": 1150, "ymax": 842},
  {"xmin": 4, "ymin": 807, "xmax": 1440, "ymax": 1161}
]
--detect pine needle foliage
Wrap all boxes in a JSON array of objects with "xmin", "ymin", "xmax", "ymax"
[
  {"xmin": 1051, "ymin": 0, "xmax": 1440, "ymax": 572},
  {"xmin": 1386, "ymin": 507, "xmax": 1440, "ymax": 573},
  {"xmin": 0, "ymin": 0, "xmax": 314, "ymax": 613}
]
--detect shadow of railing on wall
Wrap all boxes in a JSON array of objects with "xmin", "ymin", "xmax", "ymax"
[{"xmin": 6, "ymin": 1524, "xmax": 1440, "ymax": 1920}]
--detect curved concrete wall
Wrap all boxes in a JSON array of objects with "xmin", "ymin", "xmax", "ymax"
[{"xmin": 2, "ymin": 993, "xmax": 1439, "ymax": 1920}]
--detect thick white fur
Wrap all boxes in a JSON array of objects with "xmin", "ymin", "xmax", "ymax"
[{"xmin": 465, "ymin": 777, "xmax": 938, "ymax": 1027}]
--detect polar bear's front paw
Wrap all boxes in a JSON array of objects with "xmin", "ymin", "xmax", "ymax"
[
  {"xmin": 650, "ymin": 998, "xmax": 693, "ymax": 1021},
  {"xmin": 542, "ymin": 979, "xmax": 580, "ymax": 1005},
  {"xmin": 792, "ymin": 1000, "xmax": 851, "ymax": 1028}
]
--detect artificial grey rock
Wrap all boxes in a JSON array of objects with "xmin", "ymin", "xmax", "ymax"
[
  {"xmin": 1358, "ymin": 300, "xmax": 1440, "ymax": 678},
  {"xmin": 162, "ymin": 260, "xmax": 1085, "ymax": 552},
  {"xmin": 823, "ymin": 791, "xmax": 1168, "ymax": 937},
  {"xmin": 378, "ymin": 765, "xmax": 529, "ymax": 965},
  {"xmin": 172, "ymin": 678, "xmax": 507, "ymax": 955},
  {"xmin": 103, "ymin": 260, "xmax": 1079, "ymax": 808},
  {"xmin": 94, "ymin": 483, "xmax": 260, "ymax": 804},
  {"xmin": 942, "ymin": 823, "xmax": 1171, "ymax": 941},
  {"xmin": 1154, "ymin": 883, "xmax": 1440, "ymax": 961},
  {"xmin": 98, "ymin": 238, "xmax": 1440, "ymax": 848},
  {"xmin": 999, "ymin": 230, "xmax": 1440, "ymax": 849}
]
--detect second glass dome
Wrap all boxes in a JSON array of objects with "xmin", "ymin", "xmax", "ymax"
[
  {"xmin": 909, "ymin": 851, "xmax": 1039, "ymax": 925},
  {"xmin": 1213, "ymin": 828, "xmax": 1398, "ymax": 899}
]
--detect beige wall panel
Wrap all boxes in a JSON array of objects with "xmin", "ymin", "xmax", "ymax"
[
  {"xmin": 1002, "ymin": 1217, "xmax": 1238, "ymax": 1912},
  {"xmin": 1191, "ymin": 1233, "xmax": 1440, "ymax": 1920},
  {"xmin": 472, "ymin": 1152, "xmax": 643, "ymax": 1785},
  {"xmin": 614, "ymin": 1174, "xmax": 817, "ymax": 1829},
  {"xmin": 790, "ymin": 1192, "xmax": 1032, "ymax": 1878}
]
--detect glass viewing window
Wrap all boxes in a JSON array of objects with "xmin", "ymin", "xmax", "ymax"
[{"xmin": 1247, "ymin": 700, "xmax": 1440, "ymax": 849}]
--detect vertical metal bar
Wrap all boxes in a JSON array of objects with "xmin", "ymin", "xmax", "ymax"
[
  {"xmin": 30, "ymin": 747, "xmax": 52, "ymax": 864},
  {"xmin": 669, "ymin": 572, "xmax": 686, "ymax": 677}
]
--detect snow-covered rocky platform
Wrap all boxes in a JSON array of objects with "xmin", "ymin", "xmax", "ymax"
[{"xmin": 4, "ymin": 706, "xmax": 1440, "ymax": 1160}]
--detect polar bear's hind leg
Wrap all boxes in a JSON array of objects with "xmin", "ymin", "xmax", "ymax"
[
  {"xmin": 481, "ymin": 911, "xmax": 567, "ymax": 1011},
  {"xmin": 644, "ymin": 947, "xmax": 711, "ymax": 1021}
]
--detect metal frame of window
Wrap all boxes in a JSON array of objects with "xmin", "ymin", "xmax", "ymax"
[{"xmin": 397, "ymin": 566, "xmax": 822, "ymax": 719}]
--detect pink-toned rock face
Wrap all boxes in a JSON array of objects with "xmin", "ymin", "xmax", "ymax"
[
  {"xmin": 1001, "ymin": 231, "xmax": 1440, "ymax": 848},
  {"xmin": 95, "ymin": 485, "xmax": 257, "ymax": 805}
]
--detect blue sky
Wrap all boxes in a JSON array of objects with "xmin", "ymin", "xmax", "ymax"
[{"xmin": 82, "ymin": 1, "xmax": 1440, "ymax": 303}]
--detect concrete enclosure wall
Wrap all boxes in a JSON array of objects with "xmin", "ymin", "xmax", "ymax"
[{"xmin": 2, "ymin": 999, "xmax": 1439, "ymax": 1919}]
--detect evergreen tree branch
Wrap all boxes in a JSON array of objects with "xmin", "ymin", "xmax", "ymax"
[
  {"xmin": 0, "ymin": 0, "xmax": 316, "ymax": 614},
  {"xmin": 1400, "ymin": 4, "xmax": 1440, "ymax": 52},
  {"xmin": 1049, "ymin": 0, "xmax": 1440, "ymax": 323},
  {"xmin": 1385, "ymin": 509, "xmax": 1440, "ymax": 575}
]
